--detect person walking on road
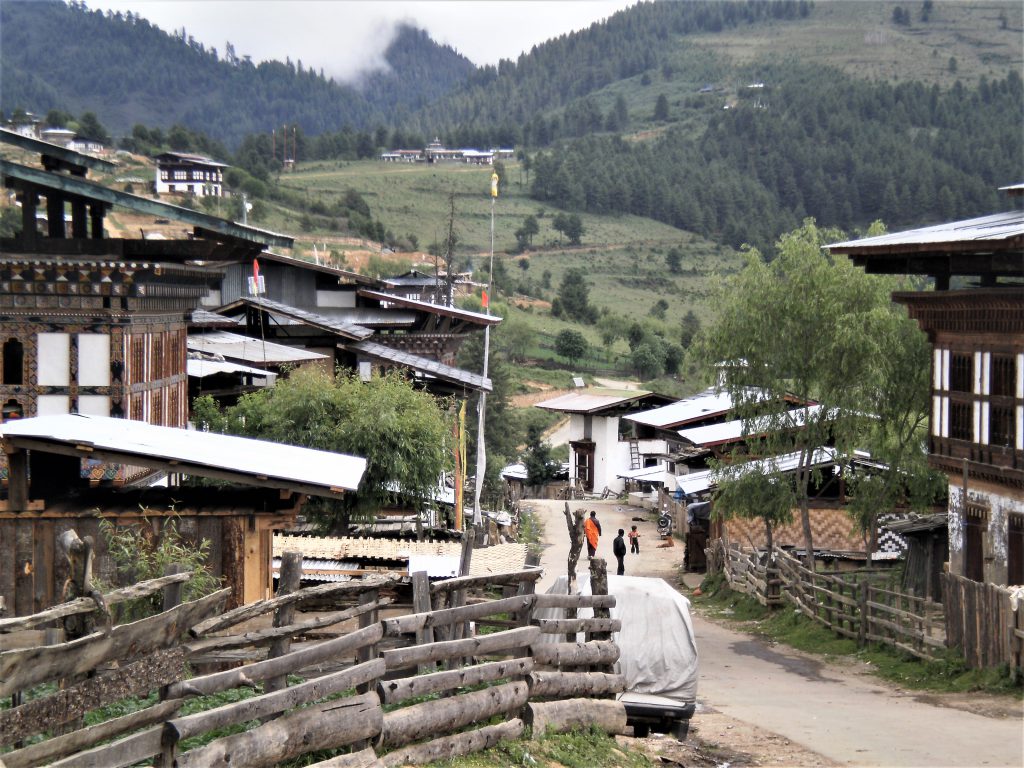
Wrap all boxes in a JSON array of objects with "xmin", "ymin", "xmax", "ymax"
[
  {"xmin": 584, "ymin": 510, "xmax": 602, "ymax": 558},
  {"xmin": 628, "ymin": 525, "xmax": 640, "ymax": 554},
  {"xmin": 613, "ymin": 529, "xmax": 627, "ymax": 575}
]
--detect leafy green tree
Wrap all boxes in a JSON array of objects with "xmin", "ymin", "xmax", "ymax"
[
  {"xmin": 76, "ymin": 111, "xmax": 109, "ymax": 143},
  {"xmin": 193, "ymin": 368, "xmax": 452, "ymax": 527},
  {"xmin": 514, "ymin": 214, "xmax": 540, "ymax": 252},
  {"xmin": 712, "ymin": 459, "xmax": 794, "ymax": 551},
  {"xmin": 631, "ymin": 340, "xmax": 664, "ymax": 379},
  {"xmin": 554, "ymin": 329, "xmax": 588, "ymax": 366},
  {"xmin": 663, "ymin": 342, "xmax": 684, "ymax": 375},
  {"xmin": 691, "ymin": 219, "xmax": 933, "ymax": 564},
  {"xmin": 597, "ymin": 313, "xmax": 625, "ymax": 347},
  {"xmin": 497, "ymin": 315, "xmax": 534, "ymax": 364},
  {"xmin": 563, "ymin": 213, "xmax": 584, "ymax": 245}
]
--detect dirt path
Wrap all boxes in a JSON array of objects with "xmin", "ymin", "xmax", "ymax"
[{"xmin": 524, "ymin": 498, "xmax": 1024, "ymax": 767}]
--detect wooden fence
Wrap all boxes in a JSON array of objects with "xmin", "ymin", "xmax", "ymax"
[
  {"xmin": 709, "ymin": 540, "xmax": 948, "ymax": 663},
  {"xmin": 1, "ymin": 549, "xmax": 625, "ymax": 767},
  {"xmin": 942, "ymin": 573, "xmax": 1024, "ymax": 672}
]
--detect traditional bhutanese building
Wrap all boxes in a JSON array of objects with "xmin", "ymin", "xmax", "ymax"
[{"xmin": 830, "ymin": 187, "xmax": 1024, "ymax": 586}]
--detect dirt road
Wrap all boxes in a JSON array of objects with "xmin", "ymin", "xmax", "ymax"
[{"xmin": 524, "ymin": 498, "xmax": 1024, "ymax": 767}]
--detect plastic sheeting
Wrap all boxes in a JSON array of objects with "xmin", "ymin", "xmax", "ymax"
[{"xmin": 538, "ymin": 573, "xmax": 698, "ymax": 704}]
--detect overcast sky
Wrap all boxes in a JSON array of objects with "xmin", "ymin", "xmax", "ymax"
[{"xmin": 91, "ymin": 1, "xmax": 637, "ymax": 81}]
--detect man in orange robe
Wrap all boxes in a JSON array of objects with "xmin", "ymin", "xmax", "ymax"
[{"xmin": 584, "ymin": 510, "xmax": 602, "ymax": 558}]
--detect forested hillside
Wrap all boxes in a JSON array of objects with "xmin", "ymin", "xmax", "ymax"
[
  {"xmin": 528, "ymin": 66, "xmax": 1022, "ymax": 252},
  {"xmin": 0, "ymin": 0, "xmax": 473, "ymax": 147}
]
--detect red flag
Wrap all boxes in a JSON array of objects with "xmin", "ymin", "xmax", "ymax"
[
  {"xmin": 481, "ymin": 289, "xmax": 489, "ymax": 308},
  {"xmin": 253, "ymin": 259, "xmax": 260, "ymax": 283}
]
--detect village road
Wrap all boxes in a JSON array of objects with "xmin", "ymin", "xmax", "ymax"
[{"xmin": 524, "ymin": 498, "xmax": 1024, "ymax": 768}]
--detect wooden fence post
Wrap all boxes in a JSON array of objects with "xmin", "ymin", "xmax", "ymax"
[
  {"xmin": 857, "ymin": 579, "xmax": 868, "ymax": 648},
  {"xmin": 264, "ymin": 551, "xmax": 303, "ymax": 699},
  {"xmin": 411, "ymin": 570, "xmax": 434, "ymax": 672}
]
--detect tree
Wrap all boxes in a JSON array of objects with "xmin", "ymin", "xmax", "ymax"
[
  {"xmin": 193, "ymin": 368, "xmax": 452, "ymax": 527},
  {"xmin": 552, "ymin": 268, "xmax": 597, "ymax": 324},
  {"xmin": 631, "ymin": 340, "xmax": 664, "ymax": 379},
  {"xmin": 649, "ymin": 299, "xmax": 669, "ymax": 319},
  {"xmin": 563, "ymin": 213, "xmax": 584, "ymax": 245},
  {"xmin": 654, "ymin": 93, "xmax": 669, "ymax": 121},
  {"xmin": 666, "ymin": 247, "xmax": 683, "ymax": 274},
  {"xmin": 555, "ymin": 329, "xmax": 588, "ymax": 366},
  {"xmin": 77, "ymin": 111, "xmax": 110, "ymax": 143},
  {"xmin": 712, "ymin": 458, "xmax": 795, "ymax": 551},
  {"xmin": 691, "ymin": 219, "xmax": 932, "ymax": 565},
  {"xmin": 680, "ymin": 310, "xmax": 701, "ymax": 348},
  {"xmin": 522, "ymin": 424, "xmax": 559, "ymax": 487},
  {"xmin": 597, "ymin": 313, "xmax": 624, "ymax": 347},
  {"xmin": 514, "ymin": 214, "xmax": 540, "ymax": 251}
]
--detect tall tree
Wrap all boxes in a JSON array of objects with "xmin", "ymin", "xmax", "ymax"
[
  {"xmin": 555, "ymin": 329, "xmax": 589, "ymax": 366},
  {"xmin": 691, "ymin": 219, "xmax": 930, "ymax": 565},
  {"xmin": 192, "ymin": 368, "xmax": 452, "ymax": 528}
]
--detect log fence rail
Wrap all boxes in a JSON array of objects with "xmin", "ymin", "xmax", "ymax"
[
  {"xmin": 2, "ymin": 546, "xmax": 624, "ymax": 767},
  {"xmin": 708, "ymin": 538, "xmax": 1021, "ymax": 671}
]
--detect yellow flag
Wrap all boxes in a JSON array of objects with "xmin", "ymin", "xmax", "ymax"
[{"xmin": 490, "ymin": 172, "xmax": 499, "ymax": 198}]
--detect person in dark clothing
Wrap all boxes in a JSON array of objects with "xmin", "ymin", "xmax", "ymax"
[
  {"xmin": 628, "ymin": 525, "xmax": 640, "ymax": 554},
  {"xmin": 613, "ymin": 529, "xmax": 627, "ymax": 575}
]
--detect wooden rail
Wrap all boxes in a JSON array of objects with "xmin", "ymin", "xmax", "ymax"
[
  {"xmin": 710, "ymin": 540, "xmax": 950, "ymax": 664},
  {"xmin": 1, "ymin": 549, "xmax": 623, "ymax": 766}
]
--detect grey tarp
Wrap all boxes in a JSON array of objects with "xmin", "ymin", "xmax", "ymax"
[{"xmin": 538, "ymin": 573, "xmax": 698, "ymax": 703}]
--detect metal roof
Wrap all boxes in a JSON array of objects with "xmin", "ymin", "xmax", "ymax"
[
  {"xmin": 223, "ymin": 297, "xmax": 374, "ymax": 340},
  {"xmin": 0, "ymin": 414, "xmax": 365, "ymax": 498},
  {"xmin": 828, "ymin": 211, "xmax": 1024, "ymax": 252},
  {"xmin": 675, "ymin": 447, "xmax": 839, "ymax": 496},
  {"xmin": 186, "ymin": 358, "xmax": 278, "ymax": 382},
  {"xmin": 625, "ymin": 388, "xmax": 736, "ymax": 428},
  {"xmin": 881, "ymin": 513, "xmax": 948, "ymax": 535},
  {"xmin": 349, "ymin": 340, "xmax": 492, "ymax": 392},
  {"xmin": 191, "ymin": 308, "xmax": 239, "ymax": 328},
  {"xmin": 256, "ymin": 251, "xmax": 381, "ymax": 285},
  {"xmin": 677, "ymin": 405, "xmax": 825, "ymax": 447},
  {"xmin": 534, "ymin": 388, "xmax": 655, "ymax": 415},
  {"xmin": 358, "ymin": 289, "xmax": 502, "ymax": 326},
  {"xmin": 0, "ymin": 127, "xmax": 116, "ymax": 173},
  {"xmin": 1, "ymin": 159, "xmax": 293, "ymax": 249},
  {"xmin": 188, "ymin": 331, "xmax": 327, "ymax": 365}
]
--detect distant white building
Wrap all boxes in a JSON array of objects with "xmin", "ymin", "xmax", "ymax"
[{"xmin": 154, "ymin": 151, "xmax": 228, "ymax": 197}]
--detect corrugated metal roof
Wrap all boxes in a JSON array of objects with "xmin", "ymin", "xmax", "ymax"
[
  {"xmin": 1, "ymin": 414, "xmax": 366, "ymax": 496},
  {"xmin": 358, "ymin": 289, "xmax": 502, "ymax": 326},
  {"xmin": 677, "ymin": 405, "xmax": 825, "ymax": 447},
  {"xmin": 828, "ymin": 211, "xmax": 1024, "ymax": 251},
  {"xmin": 191, "ymin": 308, "xmax": 238, "ymax": 328},
  {"xmin": 188, "ymin": 331, "xmax": 327, "ymax": 364},
  {"xmin": 534, "ymin": 388, "xmax": 654, "ymax": 414},
  {"xmin": 675, "ymin": 447, "xmax": 839, "ymax": 496},
  {"xmin": 223, "ymin": 297, "xmax": 374, "ymax": 340},
  {"xmin": 349, "ymin": 340, "xmax": 491, "ymax": 392},
  {"xmin": 626, "ymin": 388, "xmax": 735, "ymax": 428},
  {"xmin": 187, "ymin": 358, "xmax": 278, "ymax": 382}
]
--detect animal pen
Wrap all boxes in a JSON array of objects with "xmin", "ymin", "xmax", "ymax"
[{"xmin": 0, "ymin": 532, "xmax": 630, "ymax": 767}]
